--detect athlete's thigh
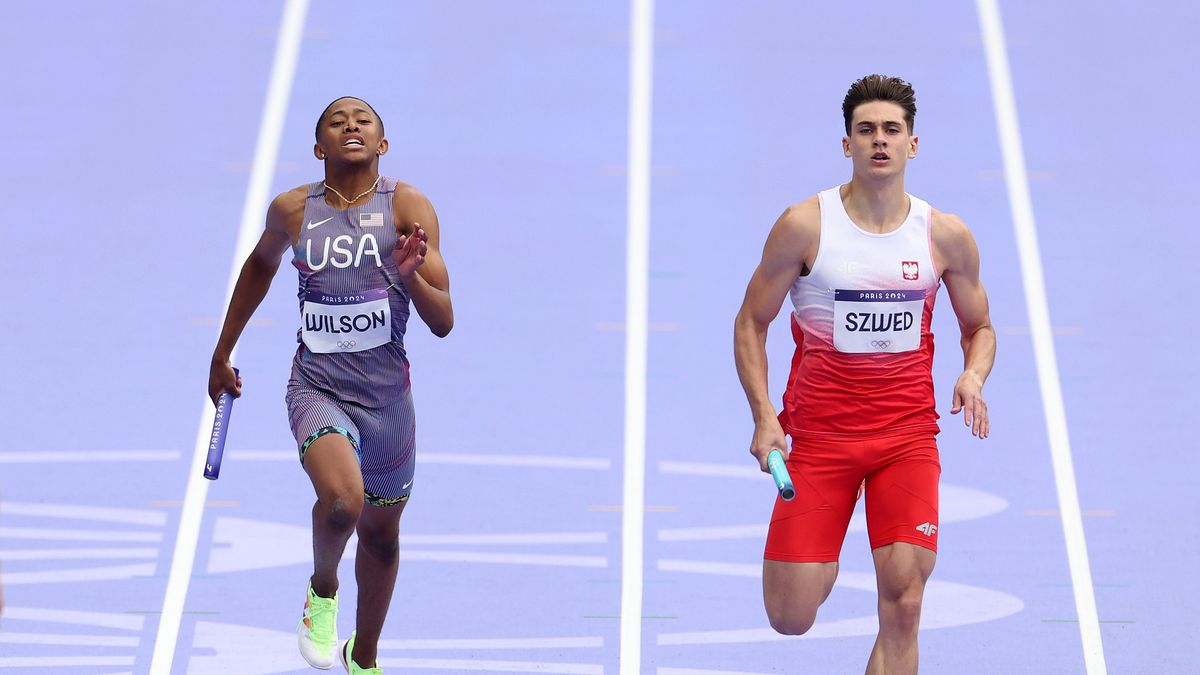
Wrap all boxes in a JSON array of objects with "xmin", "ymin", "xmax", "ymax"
[
  {"xmin": 863, "ymin": 434, "xmax": 940, "ymax": 553},
  {"xmin": 871, "ymin": 541, "xmax": 935, "ymax": 597},
  {"xmin": 763, "ymin": 559, "xmax": 839, "ymax": 615},
  {"xmin": 350, "ymin": 388, "xmax": 417, "ymax": 508},
  {"xmin": 764, "ymin": 436, "xmax": 862, "ymax": 563},
  {"xmin": 302, "ymin": 433, "xmax": 363, "ymax": 501},
  {"xmin": 287, "ymin": 381, "xmax": 364, "ymax": 499}
]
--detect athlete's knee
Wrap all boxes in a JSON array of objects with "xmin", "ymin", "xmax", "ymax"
[
  {"xmin": 768, "ymin": 607, "xmax": 817, "ymax": 636},
  {"xmin": 879, "ymin": 587, "xmax": 924, "ymax": 634},
  {"xmin": 318, "ymin": 494, "xmax": 363, "ymax": 533},
  {"xmin": 358, "ymin": 528, "xmax": 399, "ymax": 560}
]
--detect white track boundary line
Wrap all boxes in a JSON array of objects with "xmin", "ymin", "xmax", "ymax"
[
  {"xmin": 148, "ymin": 1, "xmax": 310, "ymax": 672},
  {"xmin": 621, "ymin": 1, "xmax": 654, "ymax": 673},
  {"xmin": 976, "ymin": 1, "xmax": 1107, "ymax": 673}
]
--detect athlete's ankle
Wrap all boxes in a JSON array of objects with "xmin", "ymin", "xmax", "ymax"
[
  {"xmin": 352, "ymin": 645, "xmax": 377, "ymax": 668},
  {"xmin": 309, "ymin": 577, "xmax": 338, "ymax": 598}
]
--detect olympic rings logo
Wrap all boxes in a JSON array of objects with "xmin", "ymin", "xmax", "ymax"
[
  {"xmin": 336, "ymin": 340, "xmax": 357, "ymax": 349},
  {"xmin": 871, "ymin": 340, "xmax": 891, "ymax": 350}
]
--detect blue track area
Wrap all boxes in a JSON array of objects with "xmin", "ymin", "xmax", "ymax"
[{"xmin": 0, "ymin": 1, "xmax": 1194, "ymax": 673}]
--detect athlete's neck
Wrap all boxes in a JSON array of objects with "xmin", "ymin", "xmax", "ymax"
[
  {"xmin": 840, "ymin": 177, "xmax": 909, "ymax": 234},
  {"xmin": 323, "ymin": 163, "xmax": 381, "ymax": 207}
]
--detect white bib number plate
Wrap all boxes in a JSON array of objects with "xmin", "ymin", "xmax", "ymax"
[
  {"xmin": 833, "ymin": 289, "xmax": 924, "ymax": 354},
  {"xmin": 301, "ymin": 288, "xmax": 391, "ymax": 354}
]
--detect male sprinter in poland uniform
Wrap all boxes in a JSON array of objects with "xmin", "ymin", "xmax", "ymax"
[
  {"xmin": 734, "ymin": 75, "xmax": 995, "ymax": 674},
  {"xmin": 210, "ymin": 97, "xmax": 453, "ymax": 674}
]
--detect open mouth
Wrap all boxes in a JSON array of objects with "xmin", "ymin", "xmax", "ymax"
[
  {"xmin": 871, "ymin": 152, "xmax": 889, "ymax": 160},
  {"xmin": 343, "ymin": 135, "xmax": 365, "ymax": 148}
]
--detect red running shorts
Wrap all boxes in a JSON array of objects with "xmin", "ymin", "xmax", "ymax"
[{"xmin": 764, "ymin": 432, "xmax": 940, "ymax": 562}]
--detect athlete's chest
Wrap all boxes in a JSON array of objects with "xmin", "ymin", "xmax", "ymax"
[
  {"xmin": 295, "ymin": 201, "xmax": 398, "ymax": 272},
  {"xmin": 814, "ymin": 243, "xmax": 934, "ymax": 291}
]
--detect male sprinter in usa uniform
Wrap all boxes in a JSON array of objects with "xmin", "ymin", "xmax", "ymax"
[
  {"xmin": 734, "ymin": 75, "xmax": 995, "ymax": 674},
  {"xmin": 209, "ymin": 97, "xmax": 453, "ymax": 674}
]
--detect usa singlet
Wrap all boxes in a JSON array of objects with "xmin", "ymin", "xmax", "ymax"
[
  {"xmin": 291, "ymin": 177, "xmax": 412, "ymax": 408},
  {"xmin": 779, "ymin": 186, "xmax": 941, "ymax": 439},
  {"xmin": 286, "ymin": 177, "xmax": 417, "ymax": 506}
]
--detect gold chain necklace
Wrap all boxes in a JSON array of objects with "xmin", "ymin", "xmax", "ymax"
[{"xmin": 323, "ymin": 175, "xmax": 381, "ymax": 205}]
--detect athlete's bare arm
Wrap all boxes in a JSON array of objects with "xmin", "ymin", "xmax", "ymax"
[
  {"xmin": 932, "ymin": 209, "xmax": 995, "ymax": 438},
  {"xmin": 208, "ymin": 187, "xmax": 305, "ymax": 405},
  {"xmin": 734, "ymin": 197, "xmax": 820, "ymax": 471},
  {"xmin": 391, "ymin": 184, "xmax": 453, "ymax": 337}
]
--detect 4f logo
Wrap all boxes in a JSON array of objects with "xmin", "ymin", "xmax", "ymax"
[
  {"xmin": 902, "ymin": 261, "xmax": 919, "ymax": 281},
  {"xmin": 915, "ymin": 522, "xmax": 937, "ymax": 536}
]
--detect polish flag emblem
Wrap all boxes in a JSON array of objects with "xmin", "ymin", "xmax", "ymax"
[{"xmin": 902, "ymin": 261, "xmax": 919, "ymax": 280}]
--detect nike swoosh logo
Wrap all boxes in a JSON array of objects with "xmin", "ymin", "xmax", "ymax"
[
  {"xmin": 306, "ymin": 217, "xmax": 334, "ymax": 230},
  {"xmin": 402, "ymin": 479, "xmax": 414, "ymax": 490}
]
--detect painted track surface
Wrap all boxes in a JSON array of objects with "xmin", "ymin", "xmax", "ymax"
[{"xmin": 0, "ymin": 1, "xmax": 1194, "ymax": 673}]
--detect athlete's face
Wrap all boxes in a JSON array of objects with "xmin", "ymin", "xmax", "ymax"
[
  {"xmin": 842, "ymin": 101, "xmax": 917, "ymax": 178},
  {"xmin": 314, "ymin": 98, "xmax": 387, "ymax": 164}
]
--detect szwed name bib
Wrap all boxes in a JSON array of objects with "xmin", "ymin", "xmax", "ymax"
[
  {"xmin": 832, "ymin": 289, "xmax": 925, "ymax": 354},
  {"xmin": 301, "ymin": 288, "xmax": 392, "ymax": 354}
]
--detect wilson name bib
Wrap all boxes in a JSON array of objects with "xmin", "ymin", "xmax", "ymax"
[
  {"xmin": 301, "ymin": 288, "xmax": 391, "ymax": 354},
  {"xmin": 833, "ymin": 289, "xmax": 924, "ymax": 354}
]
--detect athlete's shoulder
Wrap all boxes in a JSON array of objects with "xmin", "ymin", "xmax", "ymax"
[
  {"xmin": 266, "ymin": 185, "xmax": 309, "ymax": 232},
  {"xmin": 930, "ymin": 208, "xmax": 974, "ymax": 246},
  {"xmin": 777, "ymin": 195, "xmax": 821, "ymax": 230},
  {"xmin": 389, "ymin": 180, "xmax": 438, "ymax": 226},
  {"xmin": 389, "ymin": 180, "xmax": 430, "ymax": 206},
  {"xmin": 930, "ymin": 208, "xmax": 980, "ymax": 272},
  {"xmin": 273, "ymin": 184, "xmax": 310, "ymax": 206},
  {"xmin": 269, "ymin": 185, "xmax": 309, "ymax": 215}
]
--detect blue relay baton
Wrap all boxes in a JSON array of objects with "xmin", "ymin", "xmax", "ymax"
[
  {"xmin": 204, "ymin": 367, "xmax": 239, "ymax": 480},
  {"xmin": 767, "ymin": 448, "xmax": 795, "ymax": 501}
]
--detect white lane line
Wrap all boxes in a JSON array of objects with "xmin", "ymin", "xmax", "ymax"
[
  {"xmin": 401, "ymin": 551, "xmax": 607, "ymax": 568},
  {"xmin": 657, "ymin": 662, "xmax": 777, "ymax": 667},
  {"xmin": 976, "ymin": 2, "xmax": 1106, "ymax": 673},
  {"xmin": 2, "ymin": 502, "xmax": 166, "ymax": 526},
  {"xmin": 149, "ymin": 1, "xmax": 310, "ymax": 673},
  {"xmin": 379, "ymin": 636, "xmax": 603, "ymax": 650},
  {"xmin": 658, "ymin": 525, "xmax": 764, "ymax": 542},
  {"xmin": 1, "ymin": 607, "xmax": 144, "ymax": 631},
  {"xmin": 0, "ymin": 527, "xmax": 161, "ymax": 543},
  {"xmin": 0, "ymin": 632, "xmax": 139, "ymax": 647},
  {"xmin": 658, "ymin": 559, "xmax": 759, "ymax": 578},
  {"xmin": 622, "ymin": 1, "xmax": 655, "ymax": 674},
  {"xmin": 418, "ymin": 453, "xmax": 612, "ymax": 470},
  {"xmin": 403, "ymin": 532, "xmax": 606, "ymax": 545},
  {"xmin": 0, "ymin": 548, "xmax": 159, "ymax": 561},
  {"xmin": 0, "ymin": 657, "xmax": 135, "ymax": 667},
  {"xmin": 659, "ymin": 460, "xmax": 760, "ymax": 479},
  {"xmin": 230, "ymin": 450, "xmax": 612, "ymax": 470},
  {"xmin": 362, "ymin": 659, "xmax": 601, "ymax": 674},
  {"xmin": 4, "ymin": 563, "xmax": 156, "ymax": 585},
  {"xmin": 0, "ymin": 451, "xmax": 180, "ymax": 464}
]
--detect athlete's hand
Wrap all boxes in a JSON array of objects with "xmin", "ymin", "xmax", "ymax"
[
  {"xmin": 750, "ymin": 418, "xmax": 789, "ymax": 473},
  {"xmin": 394, "ymin": 223, "xmax": 429, "ymax": 277},
  {"xmin": 951, "ymin": 369, "xmax": 988, "ymax": 438},
  {"xmin": 208, "ymin": 358, "xmax": 242, "ymax": 407}
]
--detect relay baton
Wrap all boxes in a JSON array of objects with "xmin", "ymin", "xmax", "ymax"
[
  {"xmin": 766, "ymin": 448, "xmax": 795, "ymax": 501},
  {"xmin": 203, "ymin": 367, "xmax": 239, "ymax": 480}
]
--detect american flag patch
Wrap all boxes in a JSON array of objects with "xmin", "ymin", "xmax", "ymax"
[{"xmin": 359, "ymin": 213, "xmax": 384, "ymax": 227}]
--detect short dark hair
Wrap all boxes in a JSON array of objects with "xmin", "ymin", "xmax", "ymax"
[
  {"xmin": 315, "ymin": 96, "xmax": 384, "ymax": 139},
  {"xmin": 842, "ymin": 75, "xmax": 916, "ymax": 135}
]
